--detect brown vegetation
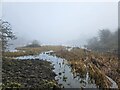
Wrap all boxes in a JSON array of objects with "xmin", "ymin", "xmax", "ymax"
[
  {"xmin": 55, "ymin": 48, "xmax": 119, "ymax": 88},
  {"xmin": 4, "ymin": 45, "xmax": 65, "ymax": 57}
]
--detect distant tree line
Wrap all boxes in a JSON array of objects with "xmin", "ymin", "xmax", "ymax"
[
  {"xmin": 86, "ymin": 29, "xmax": 119, "ymax": 53},
  {"xmin": 25, "ymin": 40, "xmax": 41, "ymax": 47}
]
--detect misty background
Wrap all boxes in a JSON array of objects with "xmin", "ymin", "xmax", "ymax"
[{"xmin": 2, "ymin": 2, "xmax": 118, "ymax": 49}]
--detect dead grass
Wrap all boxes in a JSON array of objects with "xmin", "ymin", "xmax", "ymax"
[
  {"xmin": 55, "ymin": 48, "xmax": 119, "ymax": 88},
  {"xmin": 4, "ymin": 46, "xmax": 119, "ymax": 88},
  {"xmin": 4, "ymin": 45, "xmax": 65, "ymax": 57}
]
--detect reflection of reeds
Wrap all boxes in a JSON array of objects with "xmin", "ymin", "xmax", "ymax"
[{"xmin": 63, "ymin": 76, "xmax": 67, "ymax": 82}]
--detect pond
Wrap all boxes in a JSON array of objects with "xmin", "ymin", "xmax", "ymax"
[{"xmin": 15, "ymin": 51, "xmax": 118, "ymax": 88}]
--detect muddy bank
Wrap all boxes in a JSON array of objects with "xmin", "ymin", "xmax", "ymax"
[{"xmin": 2, "ymin": 58, "xmax": 59, "ymax": 88}]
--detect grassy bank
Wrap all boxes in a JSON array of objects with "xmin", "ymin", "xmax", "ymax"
[{"xmin": 55, "ymin": 48, "xmax": 119, "ymax": 88}]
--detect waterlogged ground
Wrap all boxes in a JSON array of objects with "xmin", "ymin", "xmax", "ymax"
[
  {"xmin": 3, "ymin": 48, "xmax": 119, "ymax": 89},
  {"xmin": 15, "ymin": 51, "xmax": 97, "ymax": 88},
  {"xmin": 14, "ymin": 50, "xmax": 118, "ymax": 88},
  {"xmin": 39, "ymin": 52, "xmax": 97, "ymax": 88}
]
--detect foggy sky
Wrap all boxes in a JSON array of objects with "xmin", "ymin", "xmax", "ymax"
[{"xmin": 2, "ymin": 2, "xmax": 118, "ymax": 46}]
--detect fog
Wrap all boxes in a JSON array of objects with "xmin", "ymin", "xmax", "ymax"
[{"xmin": 2, "ymin": 2, "xmax": 118, "ymax": 48}]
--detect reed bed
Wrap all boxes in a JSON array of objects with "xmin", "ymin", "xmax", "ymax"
[{"xmin": 55, "ymin": 48, "xmax": 119, "ymax": 88}]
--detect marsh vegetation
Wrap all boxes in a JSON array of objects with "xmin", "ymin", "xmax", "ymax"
[
  {"xmin": 1, "ymin": 3, "xmax": 119, "ymax": 89},
  {"xmin": 1, "ymin": 22, "xmax": 119, "ymax": 89},
  {"xmin": 2, "ymin": 46, "xmax": 119, "ymax": 89}
]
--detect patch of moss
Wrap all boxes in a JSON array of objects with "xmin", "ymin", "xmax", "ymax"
[
  {"xmin": 2, "ymin": 82, "xmax": 21, "ymax": 89},
  {"xmin": 42, "ymin": 80, "xmax": 59, "ymax": 88}
]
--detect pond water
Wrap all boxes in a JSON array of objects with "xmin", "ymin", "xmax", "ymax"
[{"xmin": 15, "ymin": 51, "xmax": 118, "ymax": 88}]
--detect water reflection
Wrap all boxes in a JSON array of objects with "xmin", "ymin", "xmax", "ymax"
[{"xmin": 15, "ymin": 51, "xmax": 97, "ymax": 88}]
